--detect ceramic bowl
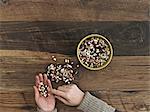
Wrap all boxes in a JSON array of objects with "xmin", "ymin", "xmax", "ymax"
[{"xmin": 77, "ymin": 34, "xmax": 113, "ymax": 70}]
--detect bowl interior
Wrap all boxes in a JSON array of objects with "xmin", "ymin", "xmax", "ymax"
[{"xmin": 77, "ymin": 34, "xmax": 113, "ymax": 70}]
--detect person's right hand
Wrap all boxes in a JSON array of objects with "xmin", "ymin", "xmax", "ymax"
[{"xmin": 52, "ymin": 84, "xmax": 84, "ymax": 106}]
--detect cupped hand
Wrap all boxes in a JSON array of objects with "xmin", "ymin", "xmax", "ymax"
[{"xmin": 33, "ymin": 73, "xmax": 55, "ymax": 112}]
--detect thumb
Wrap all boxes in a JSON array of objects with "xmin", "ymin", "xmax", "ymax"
[{"xmin": 33, "ymin": 86, "xmax": 39, "ymax": 99}]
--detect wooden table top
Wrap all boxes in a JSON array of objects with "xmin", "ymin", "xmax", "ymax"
[{"xmin": 0, "ymin": 1, "xmax": 149, "ymax": 112}]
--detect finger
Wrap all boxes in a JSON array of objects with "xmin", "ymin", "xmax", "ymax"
[
  {"xmin": 33, "ymin": 86, "xmax": 39, "ymax": 99},
  {"xmin": 43, "ymin": 74, "xmax": 48, "ymax": 84},
  {"xmin": 51, "ymin": 89, "xmax": 66, "ymax": 98},
  {"xmin": 39, "ymin": 73, "xmax": 43, "ymax": 82},
  {"xmin": 57, "ymin": 86, "xmax": 69, "ymax": 92},
  {"xmin": 55, "ymin": 95, "xmax": 69, "ymax": 105},
  {"xmin": 47, "ymin": 79, "xmax": 52, "ymax": 90},
  {"xmin": 35, "ymin": 75, "xmax": 40, "ymax": 87},
  {"xmin": 47, "ymin": 80, "xmax": 52, "ymax": 94},
  {"xmin": 62, "ymin": 85, "xmax": 72, "ymax": 89}
]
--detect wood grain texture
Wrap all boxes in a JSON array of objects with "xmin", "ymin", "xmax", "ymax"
[
  {"xmin": 0, "ymin": 0, "xmax": 149, "ymax": 21},
  {"xmin": 0, "ymin": 50, "xmax": 150, "ymax": 91},
  {"xmin": 0, "ymin": 21, "xmax": 149, "ymax": 56},
  {"xmin": 0, "ymin": 90, "xmax": 150, "ymax": 112},
  {"xmin": 0, "ymin": 20, "xmax": 150, "ymax": 112},
  {"xmin": 0, "ymin": 2, "xmax": 149, "ymax": 109},
  {"xmin": 0, "ymin": 50, "xmax": 150, "ymax": 112}
]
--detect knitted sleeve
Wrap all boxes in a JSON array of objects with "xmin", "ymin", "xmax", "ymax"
[
  {"xmin": 77, "ymin": 92, "xmax": 115, "ymax": 112},
  {"xmin": 37, "ymin": 107, "xmax": 57, "ymax": 112}
]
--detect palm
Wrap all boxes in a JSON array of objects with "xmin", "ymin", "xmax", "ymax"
[{"xmin": 36, "ymin": 93, "xmax": 55, "ymax": 111}]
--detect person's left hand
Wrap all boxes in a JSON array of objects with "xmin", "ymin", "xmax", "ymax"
[
  {"xmin": 52, "ymin": 84, "xmax": 84, "ymax": 106},
  {"xmin": 33, "ymin": 73, "xmax": 55, "ymax": 112}
]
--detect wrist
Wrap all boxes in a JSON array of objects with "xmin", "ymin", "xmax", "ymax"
[{"xmin": 78, "ymin": 92, "xmax": 85, "ymax": 106}]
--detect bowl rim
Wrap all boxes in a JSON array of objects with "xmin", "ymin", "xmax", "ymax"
[{"xmin": 77, "ymin": 34, "xmax": 113, "ymax": 70}]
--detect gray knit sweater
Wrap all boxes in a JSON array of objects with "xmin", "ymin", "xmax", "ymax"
[{"xmin": 37, "ymin": 92, "xmax": 115, "ymax": 112}]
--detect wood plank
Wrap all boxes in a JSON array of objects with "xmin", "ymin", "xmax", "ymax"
[
  {"xmin": 0, "ymin": 90, "xmax": 150, "ymax": 112},
  {"xmin": 0, "ymin": 21, "xmax": 149, "ymax": 56},
  {"xmin": 0, "ymin": 20, "xmax": 149, "ymax": 112},
  {"xmin": 0, "ymin": 0, "xmax": 149, "ymax": 21},
  {"xmin": 0, "ymin": 50, "xmax": 149, "ymax": 91},
  {"xmin": 91, "ymin": 90, "xmax": 150, "ymax": 112}
]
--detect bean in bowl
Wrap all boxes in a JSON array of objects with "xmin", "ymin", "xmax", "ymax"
[{"xmin": 77, "ymin": 34, "xmax": 113, "ymax": 70}]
